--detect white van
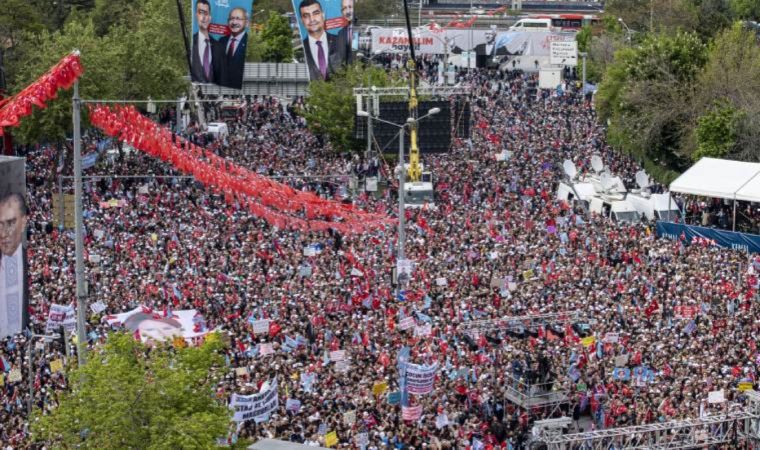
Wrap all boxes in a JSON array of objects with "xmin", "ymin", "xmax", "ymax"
[
  {"xmin": 626, "ymin": 192, "xmax": 680, "ymax": 222},
  {"xmin": 509, "ymin": 18, "xmax": 553, "ymax": 32},
  {"xmin": 206, "ymin": 122, "xmax": 229, "ymax": 139}
]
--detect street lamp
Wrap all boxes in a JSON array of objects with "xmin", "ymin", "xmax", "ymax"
[
  {"xmin": 356, "ymin": 107, "xmax": 440, "ymax": 263},
  {"xmin": 27, "ymin": 332, "xmax": 61, "ymax": 416},
  {"xmin": 579, "ymin": 51, "xmax": 587, "ymax": 94},
  {"xmin": 618, "ymin": 18, "xmax": 633, "ymax": 43}
]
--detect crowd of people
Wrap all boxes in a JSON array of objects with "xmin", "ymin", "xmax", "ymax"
[{"xmin": 1, "ymin": 66, "xmax": 759, "ymax": 449}]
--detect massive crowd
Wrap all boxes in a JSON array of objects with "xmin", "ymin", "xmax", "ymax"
[{"xmin": 1, "ymin": 67, "xmax": 758, "ymax": 449}]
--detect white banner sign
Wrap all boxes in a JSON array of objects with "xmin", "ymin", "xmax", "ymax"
[
  {"xmin": 371, "ymin": 27, "xmax": 493, "ymax": 55},
  {"xmin": 399, "ymin": 317, "xmax": 415, "ymax": 331},
  {"xmin": 550, "ymin": 40, "xmax": 578, "ymax": 65},
  {"xmin": 251, "ymin": 319, "xmax": 270, "ymax": 335},
  {"xmin": 406, "ymin": 362, "xmax": 439, "ymax": 395},
  {"xmin": 231, "ymin": 378, "xmax": 279, "ymax": 422},
  {"xmin": 46, "ymin": 304, "xmax": 76, "ymax": 333}
]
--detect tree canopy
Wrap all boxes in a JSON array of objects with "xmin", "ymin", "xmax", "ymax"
[
  {"xmin": 7, "ymin": 0, "xmax": 188, "ymax": 144},
  {"xmin": 301, "ymin": 62, "xmax": 406, "ymax": 153},
  {"xmin": 31, "ymin": 332, "xmax": 231, "ymax": 450}
]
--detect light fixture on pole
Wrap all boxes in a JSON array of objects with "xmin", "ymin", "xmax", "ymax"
[
  {"xmin": 72, "ymin": 79, "xmax": 88, "ymax": 367},
  {"xmin": 357, "ymin": 107, "xmax": 440, "ymax": 263}
]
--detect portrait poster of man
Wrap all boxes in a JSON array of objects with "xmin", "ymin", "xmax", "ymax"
[
  {"xmin": 190, "ymin": 0, "xmax": 253, "ymax": 90},
  {"xmin": 0, "ymin": 156, "xmax": 29, "ymax": 339},
  {"xmin": 292, "ymin": 0, "xmax": 355, "ymax": 81}
]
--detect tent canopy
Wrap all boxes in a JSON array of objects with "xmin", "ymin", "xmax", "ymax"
[{"xmin": 669, "ymin": 158, "xmax": 760, "ymax": 201}]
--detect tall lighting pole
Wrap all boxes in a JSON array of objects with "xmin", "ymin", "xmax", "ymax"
[{"xmin": 72, "ymin": 80, "xmax": 87, "ymax": 366}]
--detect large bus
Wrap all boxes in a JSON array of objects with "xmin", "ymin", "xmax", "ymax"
[{"xmin": 531, "ymin": 14, "xmax": 601, "ymax": 32}]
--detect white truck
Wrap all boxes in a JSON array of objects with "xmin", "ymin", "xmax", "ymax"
[
  {"xmin": 626, "ymin": 191, "xmax": 680, "ymax": 222},
  {"xmin": 589, "ymin": 195, "xmax": 641, "ymax": 223}
]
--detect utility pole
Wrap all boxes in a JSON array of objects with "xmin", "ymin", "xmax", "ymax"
[
  {"xmin": 580, "ymin": 52, "xmax": 587, "ymax": 94},
  {"xmin": 397, "ymin": 126, "xmax": 406, "ymax": 261},
  {"xmin": 367, "ymin": 96, "xmax": 375, "ymax": 161},
  {"xmin": 72, "ymin": 81, "xmax": 87, "ymax": 367}
]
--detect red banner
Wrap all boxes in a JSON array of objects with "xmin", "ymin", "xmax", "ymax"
[
  {"xmin": 88, "ymin": 104, "xmax": 393, "ymax": 234},
  {"xmin": 0, "ymin": 52, "xmax": 84, "ymax": 136}
]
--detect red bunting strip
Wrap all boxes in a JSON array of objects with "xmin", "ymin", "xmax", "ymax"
[
  {"xmin": 0, "ymin": 52, "xmax": 84, "ymax": 136},
  {"xmin": 88, "ymin": 104, "xmax": 392, "ymax": 234},
  {"xmin": 90, "ymin": 104, "xmax": 390, "ymax": 225}
]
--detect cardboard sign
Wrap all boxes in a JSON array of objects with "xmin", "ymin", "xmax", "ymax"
[
  {"xmin": 708, "ymin": 390, "xmax": 725, "ymax": 404},
  {"xmin": 581, "ymin": 336, "xmax": 596, "ymax": 347},
  {"xmin": 50, "ymin": 359, "xmax": 64, "ymax": 373},
  {"xmin": 398, "ymin": 317, "xmax": 415, "ymax": 331},
  {"xmin": 8, "ymin": 369, "xmax": 22, "ymax": 383},
  {"xmin": 251, "ymin": 319, "xmax": 271, "ymax": 335},
  {"xmin": 325, "ymin": 431, "xmax": 338, "ymax": 447},
  {"xmin": 738, "ymin": 382, "xmax": 754, "ymax": 392},
  {"xmin": 372, "ymin": 381, "xmax": 388, "ymax": 396}
]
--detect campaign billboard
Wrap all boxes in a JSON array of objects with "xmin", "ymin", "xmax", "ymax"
[
  {"xmin": 292, "ymin": 0, "xmax": 355, "ymax": 81},
  {"xmin": 0, "ymin": 156, "xmax": 28, "ymax": 339},
  {"xmin": 191, "ymin": 0, "xmax": 253, "ymax": 89}
]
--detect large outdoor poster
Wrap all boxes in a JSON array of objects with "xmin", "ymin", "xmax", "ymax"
[
  {"xmin": 0, "ymin": 156, "xmax": 28, "ymax": 339},
  {"xmin": 104, "ymin": 306, "xmax": 210, "ymax": 343},
  {"xmin": 191, "ymin": 0, "xmax": 253, "ymax": 89},
  {"xmin": 292, "ymin": 0, "xmax": 354, "ymax": 81}
]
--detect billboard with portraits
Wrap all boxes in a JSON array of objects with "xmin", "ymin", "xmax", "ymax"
[
  {"xmin": 190, "ymin": 0, "xmax": 254, "ymax": 89},
  {"xmin": 0, "ymin": 156, "xmax": 28, "ymax": 339},
  {"xmin": 292, "ymin": 0, "xmax": 355, "ymax": 81}
]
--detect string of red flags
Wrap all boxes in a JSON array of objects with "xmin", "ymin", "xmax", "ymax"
[
  {"xmin": 0, "ymin": 52, "xmax": 84, "ymax": 136},
  {"xmin": 88, "ymin": 104, "xmax": 393, "ymax": 234}
]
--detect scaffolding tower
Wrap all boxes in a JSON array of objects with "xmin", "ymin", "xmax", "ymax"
[{"xmin": 536, "ymin": 392, "xmax": 760, "ymax": 450}]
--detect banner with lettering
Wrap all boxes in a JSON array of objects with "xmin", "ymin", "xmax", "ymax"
[
  {"xmin": 405, "ymin": 362, "xmax": 438, "ymax": 395},
  {"xmin": 656, "ymin": 221, "xmax": 760, "ymax": 253},
  {"xmin": 231, "ymin": 377, "xmax": 279, "ymax": 422}
]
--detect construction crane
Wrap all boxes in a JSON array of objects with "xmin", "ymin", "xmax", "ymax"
[{"xmin": 401, "ymin": 0, "xmax": 422, "ymax": 184}]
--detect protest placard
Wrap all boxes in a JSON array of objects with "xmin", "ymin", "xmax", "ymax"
[
  {"xmin": 230, "ymin": 378, "xmax": 279, "ymax": 422},
  {"xmin": 406, "ymin": 362, "xmax": 438, "ymax": 394}
]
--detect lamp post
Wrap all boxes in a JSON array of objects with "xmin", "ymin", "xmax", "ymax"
[
  {"xmin": 357, "ymin": 107, "xmax": 440, "ymax": 264},
  {"xmin": 579, "ymin": 51, "xmax": 587, "ymax": 94},
  {"xmin": 27, "ymin": 332, "xmax": 61, "ymax": 416},
  {"xmin": 618, "ymin": 18, "xmax": 633, "ymax": 44},
  {"xmin": 72, "ymin": 80, "xmax": 87, "ymax": 367}
]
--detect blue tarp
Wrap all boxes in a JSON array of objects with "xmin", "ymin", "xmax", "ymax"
[{"xmin": 656, "ymin": 221, "xmax": 760, "ymax": 253}]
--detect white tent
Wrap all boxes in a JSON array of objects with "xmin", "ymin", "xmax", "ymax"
[
  {"xmin": 669, "ymin": 157, "xmax": 760, "ymax": 231},
  {"xmin": 669, "ymin": 158, "xmax": 760, "ymax": 200}
]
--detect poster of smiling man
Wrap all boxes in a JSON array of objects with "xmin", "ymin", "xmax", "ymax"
[
  {"xmin": 191, "ymin": 0, "xmax": 254, "ymax": 89},
  {"xmin": 292, "ymin": 0, "xmax": 354, "ymax": 81}
]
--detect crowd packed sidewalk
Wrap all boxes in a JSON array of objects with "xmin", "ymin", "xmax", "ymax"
[{"xmin": 0, "ymin": 68, "xmax": 758, "ymax": 449}]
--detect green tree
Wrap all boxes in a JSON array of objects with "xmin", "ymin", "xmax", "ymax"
[
  {"xmin": 688, "ymin": 22, "xmax": 760, "ymax": 160},
  {"xmin": 31, "ymin": 333, "xmax": 231, "ymax": 449},
  {"xmin": 731, "ymin": 0, "xmax": 760, "ymax": 20},
  {"xmin": 576, "ymin": 25, "xmax": 593, "ymax": 53},
  {"xmin": 11, "ymin": 18, "xmax": 129, "ymax": 143},
  {"xmin": 303, "ymin": 63, "xmax": 404, "ymax": 152},
  {"xmin": 91, "ymin": 0, "xmax": 142, "ymax": 36},
  {"xmin": 10, "ymin": 0, "xmax": 188, "ymax": 144},
  {"xmin": 597, "ymin": 32, "xmax": 707, "ymax": 171},
  {"xmin": 261, "ymin": 12, "xmax": 295, "ymax": 62},
  {"xmin": 0, "ymin": 0, "xmax": 46, "ymax": 87},
  {"xmin": 693, "ymin": 101, "xmax": 743, "ymax": 159}
]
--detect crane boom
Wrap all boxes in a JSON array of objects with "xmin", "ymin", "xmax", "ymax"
[{"xmin": 402, "ymin": 0, "xmax": 422, "ymax": 182}]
